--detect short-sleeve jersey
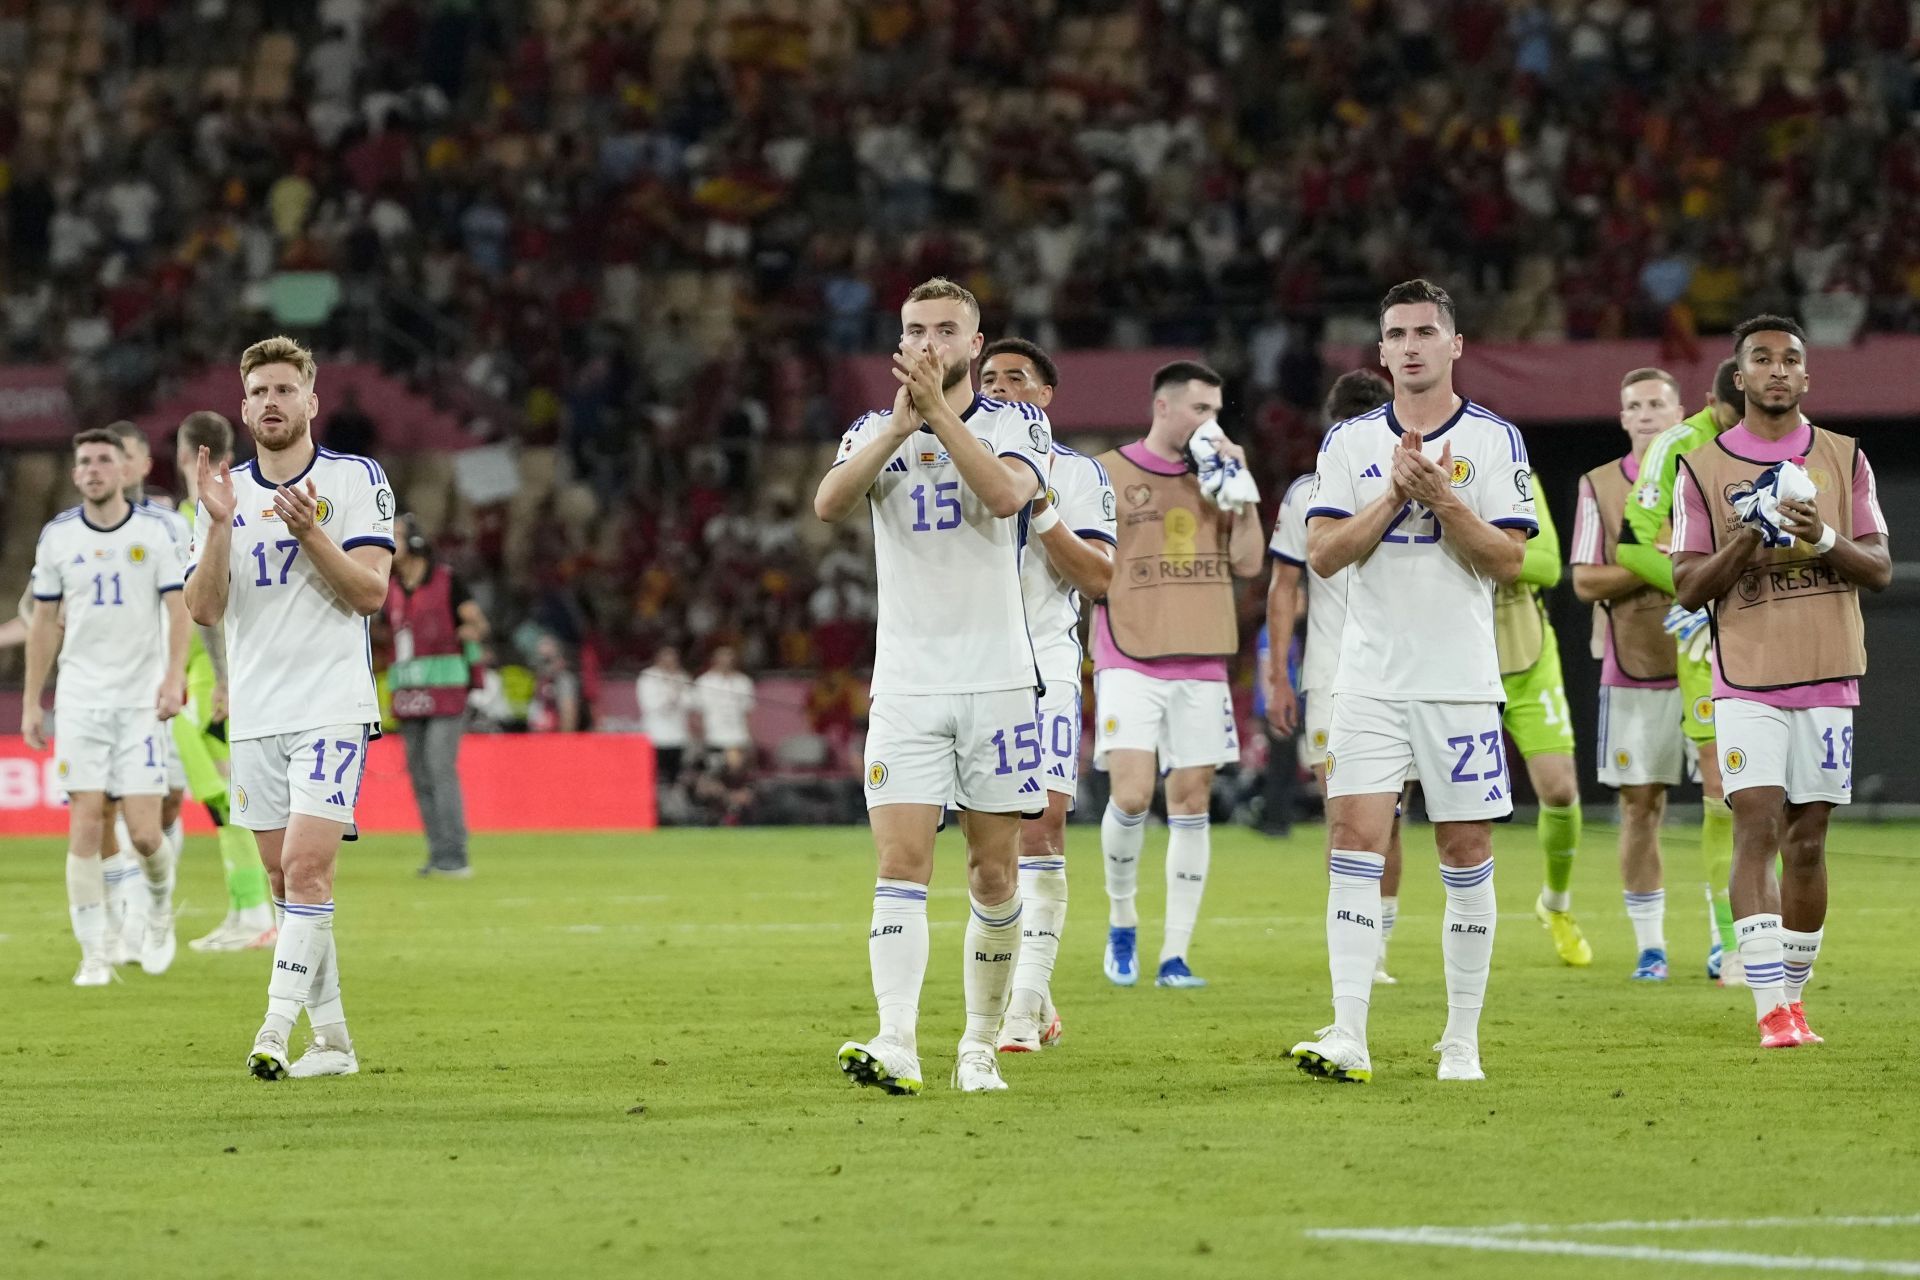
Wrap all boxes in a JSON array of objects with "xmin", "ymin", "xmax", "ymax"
[
  {"xmin": 30, "ymin": 503, "xmax": 185, "ymax": 710},
  {"xmin": 189, "ymin": 447, "xmax": 396, "ymax": 740},
  {"xmin": 1268, "ymin": 471, "xmax": 1349, "ymax": 695},
  {"xmin": 833, "ymin": 394, "xmax": 1051, "ymax": 697},
  {"xmin": 1307, "ymin": 400, "xmax": 1538, "ymax": 703},
  {"xmin": 1020, "ymin": 444, "xmax": 1116, "ymax": 688}
]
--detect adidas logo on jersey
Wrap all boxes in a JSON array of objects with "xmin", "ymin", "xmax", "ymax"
[
  {"xmin": 884, "ymin": 458, "xmax": 909, "ymax": 473},
  {"xmin": 1361, "ymin": 464, "xmax": 1382, "ymax": 478},
  {"xmin": 326, "ymin": 790, "xmax": 347, "ymax": 806}
]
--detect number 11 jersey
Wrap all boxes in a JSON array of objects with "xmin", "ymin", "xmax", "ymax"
[
  {"xmin": 1307, "ymin": 400, "xmax": 1537, "ymax": 703},
  {"xmin": 188, "ymin": 448, "xmax": 396, "ymax": 741}
]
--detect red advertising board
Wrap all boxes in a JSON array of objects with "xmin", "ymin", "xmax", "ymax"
[{"xmin": 0, "ymin": 733, "xmax": 658, "ymax": 836}]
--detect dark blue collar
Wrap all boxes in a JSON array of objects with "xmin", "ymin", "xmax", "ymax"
[
  {"xmin": 1385, "ymin": 397, "xmax": 1469, "ymax": 442},
  {"xmin": 249, "ymin": 443, "xmax": 320, "ymax": 489}
]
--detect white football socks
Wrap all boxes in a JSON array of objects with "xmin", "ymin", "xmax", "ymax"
[
  {"xmin": 305, "ymin": 911, "xmax": 349, "ymax": 1048},
  {"xmin": 1161, "ymin": 813, "xmax": 1209, "ymax": 964},
  {"xmin": 264, "ymin": 901, "xmax": 333, "ymax": 1039},
  {"xmin": 1326, "ymin": 849, "xmax": 1385, "ymax": 1041},
  {"xmin": 869, "ymin": 878, "xmax": 929, "ymax": 1050},
  {"xmin": 1102, "ymin": 802, "xmax": 1145, "ymax": 928},
  {"xmin": 1440, "ymin": 857, "xmax": 1497, "ymax": 1048},
  {"xmin": 99, "ymin": 851, "xmax": 142, "ymax": 944},
  {"xmin": 1624, "ymin": 888, "xmax": 1667, "ymax": 953},
  {"xmin": 1781, "ymin": 926, "xmax": 1823, "ymax": 1005},
  {"xmin": 961, "ymin": 891, "xmax": 1021, "ymax": 1049},
  {"xmin": 66, "ymin": 852, "xmax": 106, "ymax": 958},
  {"xmin": 1736, "ymin": 912, "xmax": 1786, "ymax": 1017},
  {"xmin": 1009, "ymin": 856, "xmax": 1066, "ymax": 1022}
]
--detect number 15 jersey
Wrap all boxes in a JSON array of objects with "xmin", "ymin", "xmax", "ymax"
[
  {"xmin": 188, "ymin": 447, "xmax": 396, "ymax": 741},
  {"xmin": 1308, "ymin": 401, "xmax": 1537, "ymax": 703},
  {"xmin": 834, "ymin": 394, "xmax": 1051, "ymax": 698}
]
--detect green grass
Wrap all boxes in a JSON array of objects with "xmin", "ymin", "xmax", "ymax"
[{"xmin": 4, "ymin": 821, "xmax": 1920, "ymax": 1279}]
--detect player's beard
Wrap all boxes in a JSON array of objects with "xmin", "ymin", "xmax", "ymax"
[
  {"xmin": 1749, "ymin": 386, "xmax": 1804, "ymax": 420},
  {"xmin": 941, "ymin": 354, "xmax": 970, "ymax": 391},
  {"xmin": 250, "ymin": 412, "xmax": 309, "ymax": 453}
]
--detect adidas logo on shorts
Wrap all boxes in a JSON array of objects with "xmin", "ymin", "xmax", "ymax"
[{"xmin": 326, "ymin": 790, "xmax": 346, "ymax": 806}]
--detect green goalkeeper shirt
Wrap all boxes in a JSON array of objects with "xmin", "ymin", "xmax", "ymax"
[{"xmin": 1616, "ymin": 407, "xmax": 1723, "ymax": 597}]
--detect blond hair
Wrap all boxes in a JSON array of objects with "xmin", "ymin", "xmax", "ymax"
[
  {"xmin": 240, "ymin": 335, "xmax": 318, "ymax": 386},
  {"xmin": 903, "ymin": 276, "xmax": 980, "ymax": 320}
]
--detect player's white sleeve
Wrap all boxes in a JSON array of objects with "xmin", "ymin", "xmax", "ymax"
[
  {"xmin": 30, "ymin": 524, "xmax": 64, "ymax": 601},
  {"xmin": 1269, "ymin": 476, "xmax": 1311, "ymax": 565},
  {"xmin": 340, "ymin": 460, "xmax": 398, "ymax": 553},
  {"xmin": 829, "ymin": 411, "xmax": 907, "ymax": 496},
  {"xmin": 1306, "ymin": 427, "xmax": 1355, "ymax": 520},
  {"xmin": 988, "ymin": 403, "xmax": 1051, "ymax": 491},
  {"xmin": 1063, "ymin": 455, "xmax": 1116, "ymax": 546},
  {"xmin": 155, "ymin": 527, "xmax": 186, "ymax": 593},
  {"xmin": 1479, "ymin": 428, "xmax": 1539, "ymax": 535},
  {"xmin": 1570, "ymin": 476, "xmax": 1603, "ymax": 566}
]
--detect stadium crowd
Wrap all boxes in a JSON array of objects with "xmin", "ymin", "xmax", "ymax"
[{"xmin": 4, "ymin": 0, "xmax": 1917, "ymax": 794}]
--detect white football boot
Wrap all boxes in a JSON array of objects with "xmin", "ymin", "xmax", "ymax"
[
  {"xmin": 1434, "ymin": 1038, "xmax": 1485, "ymax": 1082},
  {"xmin": 837, "ymin": 1038, "xmax": 923, "ymax": 1096},
  {"xmin": 1290, "ymin": 1024, "xmax": 1373, "ymax": 1083},
  {"xmin": 952, "ymin": 1045, "xmax": 1009, "ymax": 1093}
]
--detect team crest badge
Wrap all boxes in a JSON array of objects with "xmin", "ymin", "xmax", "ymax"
[
  {"xmin": 235, "ymin": 785, "xmax": 250, "ymax": 811},
  {"xmin": 1614, "ymin": 749, "xmax": 1631, "ymax": 769},
  {"xmin": 1449, "ymin": 457, "xmax": 1475, "ymax": 488},
  {"xmin": 1046, "ymin": 487, "xmax": 1059, "ymax": 507},
  {"xmin": 1723, "ymin": 748, "xmax": 1746, "ymax": 775},
  {"xmin": 57, "ymin": 760, "xmax": 69, "ymax": 779},
  {"xmin": 1324, "ymin": 751, "xmax": 1336, "ymax": 778},
  {"xmin": 127, "ymin": 544, "xmax": 148, "ymax": 564},
  {"xmin": 1312, "ymin": 729, "xmax": 1328, "ymax": 751},
  {"xmin": 1693, "ymin": 696, "xmax": 1715, "ymax": 724},
  {"xmin": 866, "ymin": 763, "xmax": 888, "ymax": 790},
  {"xmin": 1103, "ymin": 716, "xmax": 1119, "ymax": 737},
  {"xmin": 314, "ymin": 496, "xmax": 335, "ymax": 525}
]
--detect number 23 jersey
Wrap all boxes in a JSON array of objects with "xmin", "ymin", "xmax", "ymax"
[
  {"xmin": 189, "ymin": 448, "xmax": 396, "ymax": 741},
  {"xmin": 1308, "ymin": 401, "xmax": 1537, "ymax": 703},
  {"xmin": 835, "ymin": 395, "xmax": 1050, "ymax": 698}
]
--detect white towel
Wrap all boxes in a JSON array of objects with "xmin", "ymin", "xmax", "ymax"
[{"xmin": 1187, "ymin": 420, "xmax": 1261, "ymax": 515}]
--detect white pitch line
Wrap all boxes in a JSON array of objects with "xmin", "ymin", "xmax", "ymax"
[
  {"xmin": 1473, "ymin": 1215, "xmax": 1920, "ymax": 1235},
  {"xmin": 1305, "ymin": 1227, "xmax": 1920, "ymax": 1275}
]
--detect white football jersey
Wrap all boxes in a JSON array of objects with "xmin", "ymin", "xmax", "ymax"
[
  {"xmin": 1268, "ymin": 471, "xmax": 1348, "ymax": 695},
  {"xmin": 30, "ymin": 504, "xmax": 186, "ymax": 710},
  {"xmin": 834, "ymin": 394, "xmax": 1051, "ymax": 696},
  {"xmin": 1308, "ymin": 400, "xmax": 1537, "ymax": 702},
  {"xmin": 1021, "ymin": 444, "xmax": 1116, "ymax": 689},
  {"xmin": 188, "ymin": 447, "xmax": 395, "ymax": 740}
]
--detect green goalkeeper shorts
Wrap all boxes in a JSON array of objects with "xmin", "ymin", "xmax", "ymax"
[
  {"xmin": 1677, "ymin": 649, "xmax": 1715, "ymax": 744},
  {"xmin": 168, "ymin": 666, "xmax": 231, "ymax": 805},
  {"xmin": 1501, "ymin": 628, "xmax": 1576, "ymax": 761}
]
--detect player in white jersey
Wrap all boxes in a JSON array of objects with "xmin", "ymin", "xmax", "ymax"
[
  {"xmin": 1290, "ymin": 279, "xmax": 1537, "ymax": 1085},
  {"xmin": 22, "ymin": 429, "xmax": 190, "ymax": 985},
  {"xmin": 977, "ymin": 337, "xmax": 1116, "ymax": 1054},
  {"xmin": 185, "ymin": 335, "xmax": 395, "ymax": 1081},
  {"xmin": 815, "ymin": 278, "xmax": 1051, "ymax": 1095},
  {"xmin": 1267, "ymin": 370, "xmax": 1406, "ymax": 983},
  {"xmin": 87, "ymin": 419, "xmax": 198, "ymax": 964}
]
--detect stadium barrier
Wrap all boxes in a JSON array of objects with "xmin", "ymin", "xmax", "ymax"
[{"xmin": 0, "ymin": 733, "xmax": 658, "ymax": 836}]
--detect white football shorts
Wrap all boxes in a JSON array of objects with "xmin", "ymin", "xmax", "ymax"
[
  {"xmin": 1715, "ymin": 698, "xmax": 1853, "ymax": 806},
  {"xmin": 864, "ymin": 688, "xmax": 1044, "ymax": 815},
  {"xmin": 1596, "ymin": 684, "xmax": 1685, "ymax": 788},
  {"xmin": 231, "ymin": 724, "xmax": 372, "ymax": 832},
  {"xmin": 1034, "ymin": 671, "xmax": 1083, "ymax": 803},
  {"xmin": 1298, "ymin": 686, "xmax": 1332, "ymax": 771},
  {"xmin": 1092, "ymin": 667, "xmax": 1239, "ymax": 772},
  {"xmin": 1325, "ymin": 693, "xmax": 1510, "ymax": 822},
  {"xmin": 54, "ymin": 705, "xmax": 169, "ymax": 797}
]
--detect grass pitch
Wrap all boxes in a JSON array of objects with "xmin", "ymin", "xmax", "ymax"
[{"xmin": 3, "ymin": 820, "xmax": 1919, "ymax": 1279}]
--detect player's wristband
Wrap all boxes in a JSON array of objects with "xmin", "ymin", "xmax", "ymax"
[
  {"xmin": 1029, "ymin": 505, "xmax": 1060, "ymax": 535},
  {"xmin": 1811, "ymin": 524, "xmax": 1837, "ymax": 555}
]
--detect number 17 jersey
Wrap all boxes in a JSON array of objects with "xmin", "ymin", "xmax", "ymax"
[{"xmin": 188, "ymin": 447, "xmax": 396, "ymax": 741}]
